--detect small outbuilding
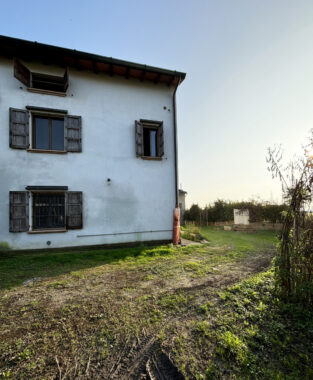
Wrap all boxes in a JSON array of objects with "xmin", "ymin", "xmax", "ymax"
[
  {"xmin": 178, "ymin": 189, "xmax": 187, "ymax": 224},
  {"xmin": 234, "ymin": 209, "xmax": 249, "ymax": 225}
]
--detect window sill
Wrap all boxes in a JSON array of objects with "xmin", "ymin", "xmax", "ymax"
[
  {"xmin": 27, "ymin": 149, "xmax": 67, "ymax": 154},
  {"xmin": 28, "ymin": 229, "xmax": 67, "ymax": 234},
  {"xmin": 140, "ymin": 156, "xmax": 162, "ymax": 161},
  {"xmin": 27, "ymin": 88, "xmax": 67, "ymax": 97}
]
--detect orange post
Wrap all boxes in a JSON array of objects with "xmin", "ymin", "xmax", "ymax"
[{"xmin": 173, "ymin": 207, "xmax": 180, "ymax": 245}]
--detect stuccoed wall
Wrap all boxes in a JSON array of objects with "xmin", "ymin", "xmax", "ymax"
[{"xmin": 0, "ymin": 58, "xmax": 176, "ymax": 249}]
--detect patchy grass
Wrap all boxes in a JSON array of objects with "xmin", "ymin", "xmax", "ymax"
[
  {"xmin": 181, "ymin": 223, "xmax": 202, "ymax": 241},
  {"xmin": 201, "ymin": 226, "xmax": 276, "ymax": 253},
  {"xmin": 0, "ymin": 228, "xmax": 275, "ymax": 290},
  {"xmin": 2, "ymin": 229, "xmax": 309, "ymax": 379},
  {"xmin": 164, "ymin": 270, "xmax": 313, "ymax": 379},
  {"xmin": 0, "ymin": 245, "xmax": 171, "ymax": 290}
]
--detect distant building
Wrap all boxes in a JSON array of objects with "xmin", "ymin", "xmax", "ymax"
[
  {"xmin": 178, "ymin": 190, "xmax": 187, "ymax": 224},
  {"xmin": 234, "ymin": 209, "xmax": 249, "ymax": 225}
]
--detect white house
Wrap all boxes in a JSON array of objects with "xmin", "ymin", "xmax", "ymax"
[{"xmin": 0, "ymin": 35, "xmax": 186, "ymax": 250}]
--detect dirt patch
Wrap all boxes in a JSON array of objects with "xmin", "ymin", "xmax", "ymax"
[{"xmin": 0, "ymin": 246, "xmax": 275, "ymax": 379}]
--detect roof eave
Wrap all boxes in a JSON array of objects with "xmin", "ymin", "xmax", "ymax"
[{"xmin": 0, "ymin": 35, "xmax": 186, "ymax": 86}]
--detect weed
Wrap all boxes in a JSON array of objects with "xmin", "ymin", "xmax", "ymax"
[
  {"xmin": 216, "ymin": 330, "xmax": 247, "ymax": 363},
  {"xmin": 47, "ymin": 280, "xmax": 68, "ymax": 289},
  {"xmin": 194, "ymin": 321, "xmax": 211, "ymax": 338},
  {"xmin": 159, "ymin": 293, "xmax": 190, "ymax": 311}
]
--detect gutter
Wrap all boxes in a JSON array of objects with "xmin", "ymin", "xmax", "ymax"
[{"xmin": 173, "ymin": 76, "xmax": 182, "ymax": 207}]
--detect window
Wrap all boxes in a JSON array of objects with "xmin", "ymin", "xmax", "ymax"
[
  {"xmin": 14, "ymin": 59, "xmax": 69, "ymax": 94},
  {"xmin": 9, "ymin": 108, "xmax": 82, "ymax": 153},
  {"xmin": 31, "ymin": 72, "xmax": 66, "ymax": 93},
  {"xmin": 32, "ymin": 115, "xmax": 64, "ymax": 151},
  {"xmin": 135, "ymin": 119, "xmax": 164, "ymax": 159},
  {"xmin": 9, "ymin": 189, "xmax": 83, "ymax": 232},
  {"xmin": 33, "ymin": 193, "xmax": 65, "ymax": 230}
]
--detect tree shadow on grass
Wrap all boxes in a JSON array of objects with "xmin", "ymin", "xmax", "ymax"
[{"xmin": 0, "ymin": 244, "xmax": 172, "ymax": 290}]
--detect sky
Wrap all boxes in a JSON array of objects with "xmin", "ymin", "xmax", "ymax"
[{"xmin": 1, "ymin": 0, "xmax": 313, "ymax": 207}]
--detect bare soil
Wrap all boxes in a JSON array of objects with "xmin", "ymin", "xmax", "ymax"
[{"xmin": 0, "ymin": 246, "xmax": 275, "ymax": 379}]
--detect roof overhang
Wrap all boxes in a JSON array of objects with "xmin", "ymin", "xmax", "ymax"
[{"xmin": 0, "ymin": 35, "xmax": 186, "ymax": 86}]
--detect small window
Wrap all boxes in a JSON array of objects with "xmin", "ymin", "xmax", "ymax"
[
  {"xmin": 33, "ymin": 115, "xmax": 64, "ymax": 151},
  {"xmin": 135, "ymin": 120, "xmax": 164, "ymax": 158},
  {"xmin": 32, "ymin": 72, "xmax": 66, "ymax": 93},
  {"xmin": 32, "ymin": 193, "xmax": 65, "ymax": 230},
  {"xmin": 14, "ymin": 59, "xmax": 69, "ymax": 94}
]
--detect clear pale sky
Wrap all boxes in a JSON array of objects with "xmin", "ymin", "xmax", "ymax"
[{"xmin": 1, "ymin": 0, "xmax": 313, "ymax": 207}]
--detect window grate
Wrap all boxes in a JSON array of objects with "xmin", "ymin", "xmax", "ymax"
[{"xmin": 33, "ymin": 193, "xmax": 65, "ymax": 229}]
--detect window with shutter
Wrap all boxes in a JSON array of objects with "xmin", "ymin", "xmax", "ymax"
[
  {"xmin": 9, "ymin": 190, "xmax": 83, "ymax": 233},
  {"xmin": 14, "ymin": 59, "xmax": 69, "ymax": 94},
  {"xmin": 135, "ymin": 120, "xmax": 164, "ymax": 159},
  {"xmin": 11, "ymin": 109, "xmax": 83, "ymax": 153},
  {"xmin": 9, "ymin": 108, "xmax": 29, "ymax": 149},
  {"xmin": 67, "ymin": 192, "xmax": 83, "ymax": 229},
  {"xmin": 9, "ymin": 191, "xmax": 29, "ymax": 232}
]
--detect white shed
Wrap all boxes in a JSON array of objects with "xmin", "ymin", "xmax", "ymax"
[{"xmin": 234, "ymin": 209, "xmax": 249, "ymax": 225}]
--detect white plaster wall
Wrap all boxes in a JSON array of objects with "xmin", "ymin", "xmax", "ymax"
[
  {"xmin": 0, "ymin": 58, "xmax": 177, "ymax": 249},
  {"xmin": 233, "ymin": 209, "xmax": 249, "ymax": 225}
]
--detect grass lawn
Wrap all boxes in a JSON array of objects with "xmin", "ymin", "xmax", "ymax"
[{"xmin": 1, "ymin": 228, "xmax": 312, "ymax": 379}]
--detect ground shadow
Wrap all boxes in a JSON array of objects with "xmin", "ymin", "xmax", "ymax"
[{"xmin": 0, "ymin": 244, "xmax": 171, "ymax": 290}]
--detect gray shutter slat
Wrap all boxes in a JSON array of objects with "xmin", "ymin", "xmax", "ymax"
[
  {"xmin": 65, "ymin": 115, "xmax": 82, "ymax": 152},
  {"xmin": 157, "ymin": 123, "xmax": 164, "ymax": 157},
  {"xmin": 67, "ymin": 191, "xmax": 83, "ymax": 229},
  {"xmin": 9, "ymin": 191, "xmax": 29, "ymax": 232},
  {"xmin": 9, "ymin": 108, "xmax": 29, "ymax": 149},
  {"xmin": 135, "ymin": 120, "xmax": 144, "ymax": 156},
  {"xmin": 14, "ymin": 58, "xmax": 31, "ymax": 87}
]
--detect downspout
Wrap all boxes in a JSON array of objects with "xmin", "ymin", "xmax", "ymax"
[
  {"xmin": 173, "ymin": 75, "xmax": 182, "ymax": 208},
  {"xmin": 172, "ymin": 76, "xmax": 182, "ymax": 245}
]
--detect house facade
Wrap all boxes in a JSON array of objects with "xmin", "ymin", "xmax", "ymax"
[{"xmin": 0, "ymin": 36, "xmax": 185, "ymax": 250}]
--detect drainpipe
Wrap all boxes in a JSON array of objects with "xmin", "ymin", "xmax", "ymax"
[
  {"xmin": 172, "ymin": 76, "xmax": 182, "ymax": 245},
  {"xmin": 173, "ymin": 75, "xmax": 182, "ymax": 208}
]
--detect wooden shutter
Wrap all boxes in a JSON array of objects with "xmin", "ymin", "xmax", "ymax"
[
  {"xmin": 63, "ymin": 66, "xmax": 69, "ymax": 92},
  {"xmin": 14, "ymin": 58, "xmax": 31, "ymax": 87},
  {"xmin": 64, "ymin": 115, "xmax": 82, "ymax": 152},
  {"xmin": 135, "ymin": 120, "xmax": 144, "ymax": 156},
  {"xmin": 9, "ymin": 108, "xmax": 29, "ymax": 149},
  {"xmin": 67, "ymin": 192, "xmax": 83, "ymax": 229},
  {"xmin": 9, "ymin": 191, "xmax": 29, "ymax": 232},
  {"xmin": 157, "ymin": 123, "xmax": 164, "ymax": 157}
]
